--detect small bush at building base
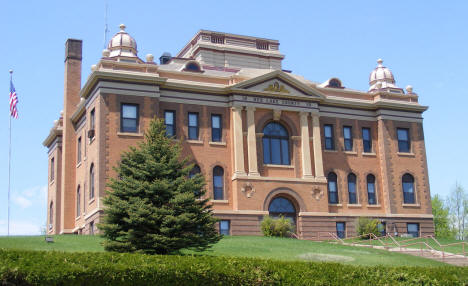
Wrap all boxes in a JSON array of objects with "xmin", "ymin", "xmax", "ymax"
[
  {"xmin": 356, "ymin": 216, "xmax": 380, "ymax": 239},
  {"xmin": 261, "ymin": 215, "xmax": 294, "ymax": 237}
]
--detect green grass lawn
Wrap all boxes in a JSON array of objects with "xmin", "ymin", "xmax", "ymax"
[
  {"xmin": 344, "ymin": 236, "xmax": 467, "ymax": 254},
  {"xmin": 0, "ymin": 235, "xmax": 449, "ymax": 267}
]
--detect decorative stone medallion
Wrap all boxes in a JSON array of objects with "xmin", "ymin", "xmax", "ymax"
[
  {"xmin": 311, "ymin": 188, "xmax": 324, "ymax": 201},
  {"xmin": 241, "ymin": 182, "xmax": 256, "ymax": 198},
  {"xmin": 264, "ymin": 81, "xmax": 290, "ymax": 93}
]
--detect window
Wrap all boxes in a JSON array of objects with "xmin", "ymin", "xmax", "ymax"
[
  {"xmin": 362, "ymin": 128, "xmax": 372, "ymax": 153},
  {"xmin": 213, "ymin": 166, "xmax": 224, "ymax": 200},
  {"xmin": 90, "ymin": 164, "xmax": 95, "ymax": 200},
  {"xmin": 89, "ymin": 221, "xmax": 95, "ymax": 235},
  {"xmin": 407, "ymin": 223, "xmax": 419, "ymax": 238},
  {"xmin": 367, "ymin": 174, "xmax": 377, "ymax": 205},
  {"xmin": 378, "ymin": 222, "xmax": 386, "ymax": 236},
  {"xmin": 328, "ymin": 172, "xmax": 339, "ymax": 204},
  {"xmin": 397, "ymin": 128, "xmax": 410, "ymax": 152},
  {"xmin": 184, "ymin": 62, "xmax": 201, "ymax": 72},
  {"xmin": 76, "ymin": 186, "xmax": 81, "ymax": 217},
  {"xmin": 188, "ymin": 112, "xmax": 199, "ymax": 140},
  {"xmin": 402, "ymin": 173, "xmax": 415, "ymax": 204},
  {"xmin": 164, "ymin": 111, "xmax": 176, "ymax": 137},
  {"xmin": 324, "ymin": 124, "xmax": 334, "ymax": 150},
  {"xmin": 343, "ymin": 126, "xmax": 353, "ymax": 151},
  {"xmin": 211, "ymin": 114, "xmax": 222, "ymax": 142},
  {"xmin": 336, "ymin": 222, "xmax": 346, "ymax": 239},
  {"xmin": 219, "ymin": 220, "xmax": 230, "ymax": 235},
  {"xmin": 121, "ymin": 104, "xmax": 139, "ymax": 133},
  {"xmin": 50, "ymin": 157, "xmax": 55, "ymax": 182},
  {"xmin": 49, "ymin": 202, "xmax": 53, "ymax": 229},
  {"xmin": 189, "ymin": 165, "xmax": 201, "ymax": 179},
  {"xmin": 347, "ymin": 173, "xmax": 357, "ymax": 204},
  {"xmin": 268, "ymin": 197, "xmax": 296, "ymax": 226},
  {"xmin": 262, "ymin": 122, "xmax": 290, "ymax": 165},
  {"xmin": 90, "ymin": 108, "xmax": 95, "ymax": 130},
  {"xmin": 77, "ymin": 137, "xmax": 82, "ymax": 163}
]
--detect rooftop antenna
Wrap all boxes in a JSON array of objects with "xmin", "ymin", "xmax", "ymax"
[{"xmin": 103, "ymin": 1, "xmax": 109, "ymax": 49}]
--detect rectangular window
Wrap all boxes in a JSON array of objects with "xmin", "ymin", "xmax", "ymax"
[
  {"xmin": 211, "ymin": 114, "xmax": 222, "ymax": 142},
  {"xmin": 90, "ymin": 108, "xmax": 95, "ymax": 130},
  {"xmin": 343, "ymin": 126, "xmax": 353, "ymax": 151},
  {"xmin": 121, "ymin": 104, "xmax": 139, "ymax": 133},
  {"xmin": 50, "ymin": 158, "xmax": 55, "ymax": 182},
  {"xmin": 336, "ymin": 222, "xmax": 346, "ymax": 239},
  {"xmin": 407, "ymin": 223, "xmax": 419, "ymax": 238},
  {"xmin": 378, "ymin": 222, "xmax": 386, "ymax": 236},
  {"xmin": 188, "ymin": 112, "xmax": 199, "ymax": 140},
  {"xmin": 324, "ymin": 124, "xmax": 334, "ymax": 150},
  {"xmin": 397, "ymin": 128, "xmax": 410, "ymax": 152},
  {"xmin": 362, "ymin": 128, "xmax": 372, "ymax": 153},
  {"xmin": 77, "ymin": 137, "xmax": 82, "ymax": 163},
  {"xmin": 164, "ymin": 111, "xmax": 176, "ymax": 137},
  {"xmin": 220, "ymin": 220, "xmax": 230, "ymax": 236}
]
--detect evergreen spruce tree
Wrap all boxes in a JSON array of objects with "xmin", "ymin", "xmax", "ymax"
[{"xmin": 99, "ymin": 118, "xmax": 221, "ymax": 254}]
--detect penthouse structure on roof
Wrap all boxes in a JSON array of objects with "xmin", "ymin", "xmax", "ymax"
[{"xmin": 44, "ymin": 25, "xmax": 432, "ymax": 239}]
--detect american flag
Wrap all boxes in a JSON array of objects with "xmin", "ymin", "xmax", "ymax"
[{"xmin": 9, "ymin": 79, "xmax": 18, "ymax": 119}]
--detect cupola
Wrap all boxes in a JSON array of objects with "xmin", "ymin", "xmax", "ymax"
[
  {"xmin": 107, "ymin": 24, "xmax": 138, "ymax": 60},
  {"xmin": 369, "ymin": 59, "xmax": 403, "ymax": 93}
]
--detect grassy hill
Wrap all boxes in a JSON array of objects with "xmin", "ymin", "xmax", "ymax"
[{"xmin": 0, "ymin": 235, "xmax": 449, "ymax": 267}]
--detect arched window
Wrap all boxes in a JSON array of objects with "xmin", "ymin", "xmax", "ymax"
[
  {"xmin": 262, "ymin": 122, "xmax": 290, "ymax": 165},
  {"xmin": 213, "ymin": 166, "xmax": 224, "ymax": 200},
  {"xmin": 184, "ymin": 62, "xmax": 201, "ymax": 72},
  {"xmin": 402, "ymin": 174, "xmax": 415, "ymax": 204},
  {"xmin": 49, "ymin": 202, "xmax": 53, "ymax": 228},
  {"xmin": 90, "ymin": 164, "xmax": 95, "ymax": 199},
  {"xmin": 347, "ymin": 173, "xmax": 357, "ymax": 204},
  {"xmin": 189, "ymin": 165, "xmax": 201, "ymax": 179},
  {"xmin": 328, "ymin": 172, "xmax": 338, "ymax": 204},
  {"xmin": 268, "ymin": 197, "xmax": 296, "ymax": 225},
  {"xmin": 76, "ymin": 186, "xmax": 81, "ymax": 217},
  {"xmin": 367, "ymin": 174, "xmax": 377, "ymax": 205}
]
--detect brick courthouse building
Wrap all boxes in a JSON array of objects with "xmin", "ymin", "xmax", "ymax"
[{"xmin": 44, "ymin": 25, "xmax": 434, "ymax": 238}]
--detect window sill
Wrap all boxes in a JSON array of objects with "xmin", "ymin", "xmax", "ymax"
[
  {"xmin": 49, "ymin": 180, "xmax": 55, "ymax": 186},
  {"xmin": 347, "ymin": 204, "xmax": 362, "ymax": 207},
  {"xmin": 89, "ymin": 137, "xmax": 95, "ymax": 145},
  {"xmin": 76, "ymin": 161, "xmax": 82, "ymax": 168},
  {"xmin": 402, "ymin": 203, "xmax": 420, "ymax": 207},
  {"xmin": 362, "ymin": 152, "xmax": 376, "ymax": 157},
  {"xmin": 324, "ymin": 149, "xmax": 337, "ymax": 153},
  {"xmin": 209, "ymin": 141, "xmax": 226, "ymax": 146},
  {"xmin": 344, "ymin": 151, "xmax": 357, "ymax": 155},
  {"xmin": 210, "ymin": 199, "xmax": 229, "ymax": 204},
  {"xmin": 117, "ymin": 132, "xmax": 144, "ymax": 138},
  {"xmin": 397, "ymin": 152, "xmax": 415, "ymax": 157},
  {"xmin": 75, "ymin": 216, "xmax": 81, "ymax": 221},
  {"xmin": 187, "ymin": 140, "xmax": 203, "ymax": 145},
  {"xmin": 88, "ymin": 198, "xmax": 95, "ymax": 205},
  {"xmin": 328, "ymin": 203, "xmax": 342, "ymax": 207},
  {"xmin": 263, "ymin": 164, "xmax": 294, "ymax": 169},
  {"xmin": 367, "ymin": 204, "xmax": 381, "ymax": 208}
]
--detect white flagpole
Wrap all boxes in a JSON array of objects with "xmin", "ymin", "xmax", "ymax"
[{"xmin": 8, "ymin": 69, "xmax": 12, "ymax": 236}]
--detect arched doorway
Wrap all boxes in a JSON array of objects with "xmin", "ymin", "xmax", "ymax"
[{"xmin": 268, "ymin": 196, "xmax": 297, "ymax": 227}]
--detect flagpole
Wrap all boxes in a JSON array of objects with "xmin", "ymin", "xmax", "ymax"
[{"xmin": 7, "ymin": 69, "xmax": 12, "ymax": 236}]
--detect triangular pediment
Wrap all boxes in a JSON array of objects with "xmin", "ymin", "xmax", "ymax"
[{"xmin": 231, "ymin": 70, "xmax": 324, "ymax": 100}]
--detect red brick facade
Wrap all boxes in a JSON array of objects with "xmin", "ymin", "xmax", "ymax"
[{"xmin": 44, "ymin": 29, "xmax": 433, "ymax": 239}]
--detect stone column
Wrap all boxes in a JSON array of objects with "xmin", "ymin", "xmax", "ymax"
[
  {"xmin": 232, "ymin": 106, "xmax": 246, "ymax": 175},
  {"xmin": 300, "ymin": 112, "xmax": 313, "ymax": 178},
  {"xmin": 246, "ymin": 107, "xmax": 260, "ymax": 176},
  {"xmin": 312, "ymin": 113, "xmax": 325, "ymax": 179}
]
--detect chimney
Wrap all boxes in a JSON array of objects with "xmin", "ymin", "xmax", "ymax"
[{"xmin": 60, "ymin": 38, "xmax": 82, "ymax": 233}]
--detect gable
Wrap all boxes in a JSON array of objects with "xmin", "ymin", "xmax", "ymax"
[{"xmin": 231, "ymin": 70, "xmax": 324, "ymax": 100}]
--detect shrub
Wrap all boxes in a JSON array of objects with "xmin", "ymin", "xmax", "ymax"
[
  {"xmin": 356, "ymin": 217, "xmax": 380, "ymax": 239},
  {"xmin": 0, "ymin": 249, "xmax": 467, "ymax": 285},
  {"xmin": 261, "ymin": 215, "xmax": 294, "ymax": 237}
]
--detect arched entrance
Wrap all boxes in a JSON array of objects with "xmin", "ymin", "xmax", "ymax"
[{"xmin": 268, "ymin": 196, "xmax": 297, "ymax": 227}]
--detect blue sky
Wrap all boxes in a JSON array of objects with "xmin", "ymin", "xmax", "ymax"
[{"xmin": 1, "ymin": 1, "xmax": 467, "ymax": 235}]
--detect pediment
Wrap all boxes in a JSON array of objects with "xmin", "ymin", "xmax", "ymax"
[{"xmin": 231, "ymin": 70, "xmax": 324, "ymax": 100}]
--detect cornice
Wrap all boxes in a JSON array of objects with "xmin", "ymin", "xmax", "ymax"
[{"xmin": 43, "ymin": 126, "xmax": 63, "ymax": 147}]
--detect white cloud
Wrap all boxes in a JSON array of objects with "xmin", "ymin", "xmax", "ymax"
[
  {"xmin": 13, "ymin": 195, "xmax": 32, "ymax": 208},
  {"xmin": 0, "ymin": 219, "xmax": 42, "ymax": 235}
]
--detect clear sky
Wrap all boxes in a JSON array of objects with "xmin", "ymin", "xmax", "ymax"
[{"xmin": 1, "ymin": 1, "xmax": 467, "ymax": 235}]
